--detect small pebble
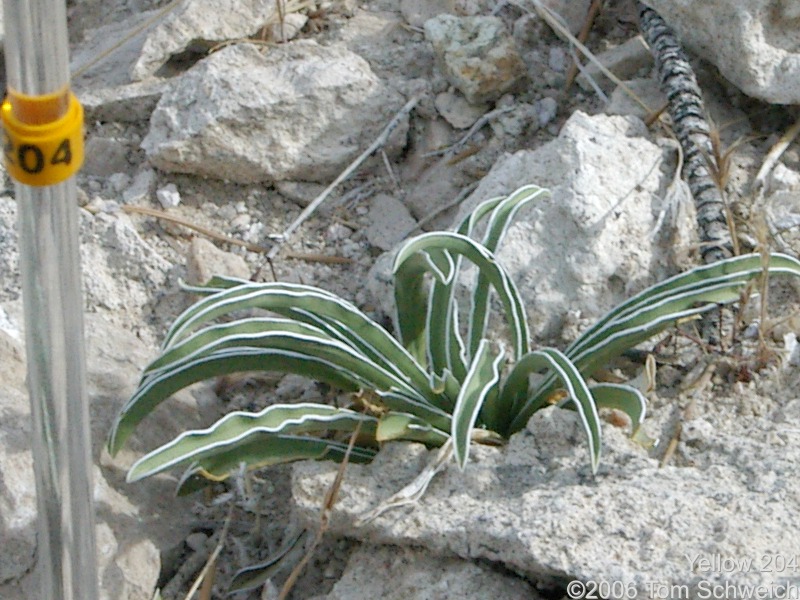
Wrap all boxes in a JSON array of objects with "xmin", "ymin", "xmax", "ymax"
[
  {"xmin": 156, "ymin": 183, "xmax": 181, "ymax": 208},
  {"xmin": 325, "ymin": 222, "xmax": 353, "ymax": 243},
  {"xmin": 230, "ymin": 213, "xmax": 251, "ymax": 232},
  {"xmin": 341, "ymin": 239, "xmax": 361, "ymax": 259},
  {"xmin": 536, "ymin": 97, "xmax": 558, "ymax": 128},
  {"xmin": 108, "ymin": 172, "xmax": 131, "ymax": 194},
  {"xmin": 244, "ymin": 222, "xmax": 264, "ymax": 243},
  {"xmin": 771, "ymin": 163, "xmax": 800, "ymax": 191},
  {"xmin": 122, "ymin": 169, "xmax": 156, "ymax": 204},
  {"xmin": 742, "ymin": 323, "xmax": 760, "ymax": 339},
  {"xmin": 217, "ymin": 204, "xmax": 238, "ymax": 221}
]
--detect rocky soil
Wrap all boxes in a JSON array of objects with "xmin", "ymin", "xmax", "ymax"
[{"xmin": 2, "ymin": 0, "xmax": 800, "ymax": 599}]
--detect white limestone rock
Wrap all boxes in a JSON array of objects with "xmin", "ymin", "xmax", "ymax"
[
  {"xmin": 424, "ymin": 15, "xmax": 527, "ymax": 104},
  {"xmin": 142, "ymin": 42, "xmax": 408, "ymax": 183},
  {"xmin": 366, "ymin": 193, "xmax": 417, "ymax": 251},
  {"xmin": 312, "ymin": 544, "xmax": 540, "ymax": 600},
  {"xmin": 293, "ymin": 398, "xmax": 800, "ymax": 599},
  {"xmin": 456, "ymin": 110, "xmax": 672, "ymax": 340},
  {"xmin": 131, "ymin": 0, "xmax": 277, "ymax": 80}
]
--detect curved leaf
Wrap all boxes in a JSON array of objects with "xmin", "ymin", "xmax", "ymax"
[
  {"xmin": 393, "ymin": 231, "xmax": 530, "ymax": 360},
  {"xmin": 425, "ymin": 249, "xmax": 467, "ymax": 381},
  {"xmin": 179, "ymin": 274, "xmax": 251, "ymax": 294},
  {"xmin": 160, "ymin": 282, "xmax": 434, "ymax": 401},
  {"xmin": 481, "ymin": 185, "xmax": 549, "ymax": 251},
  {"xmin": 126, "ymin": 404, "xmax": 379, "ymax": 482},
  {"xmin": 392, "ymin": 251, "xmax": 434, "ymax": 364},
  {"xmin": 502, "ymin": 348, "xmax": 601, "ymax": 473},
  {"xmin": 587, "ymin": 383, "xmax": 647, "ymax": 433},
  {"xmin": 376, "ymin": 412, "xmax": 450, "ymax": 446},
  {"xmin": 452, "ymin": 340, "xmax": 505, "ymax": 469},
  {"xmin": 568, "ymin": 282, "xmax": 741, "ymax": 376},
  {"xmin": 567, "ymin": 253, "xmax": 800, "ymax": 362},
  {"xmin": 375, "ymin": 388, "xmax": 452, "ymax": 430},
  {"xmin": 455, "ymin": 195, "xmax": 505, "ymax": 237},
  {"xmin": 140, "ymin": 318, "xmax": 423, "ymax": 402},
  {"xmin": 175, "ymin": 435, "xmax": 378, "ymax": 495},
  {"xmin": 146, "ymin": 318, "xmax": 332, "ymax": 376},
  {"xmin": 228, "ymin": 530, "xmax": 310, "ymax": 593},
  {"xmin": 468, "ymin": 185, "xmax": 548, "ymax": 357},
  {"xmin": 108, "ymin": 347, "xmax": 359, "ymax": 455}
]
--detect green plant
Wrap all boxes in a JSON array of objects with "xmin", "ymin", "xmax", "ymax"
[{"xmin": 108, "ymin": 184, "xmax": 800, "ymax": 491}]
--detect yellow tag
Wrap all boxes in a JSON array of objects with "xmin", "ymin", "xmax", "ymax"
[{"xmin": 1, "ymin": 89, "xmax": 84, "ymax": 186}]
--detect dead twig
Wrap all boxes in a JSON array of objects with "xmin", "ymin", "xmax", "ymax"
[
  {"xmin": 660, "ymin": 366, "xmax": 708, "ymax": 468},
  {"xmin": 210, "ymin": 0, "xmax": 315, "ymax": 51},
  {"xmin": 278, "ymin": 421, "xmax": 362, "ymax": 600},
  {"xmin": 275, "ymin": 0, "xmax": 286, "ymax": 43},
  {"xmin": 564, "ymin": 0, "xmax": 604, "ymax": 91},
  {"xmin": 182, "ymin": 501, "xmax": 235, "ymax": 600},
  {"xmin": 381, "ymin": 149, "xmax": 401, "ymax": 191},
  {"xmin": 284, "ymin": 251, "xmax": 355, "ymax": 264},
  {"xmin": 518, "ymin": 0, "xmax": 655, "ymax": 114},
  {"xmin": 356, "ymin": 439, "xmax": 454, "ymax": 526},
  {"xmin": 267, "ymin": 95, "xmax": 421, "ymax": 261},
  {"xmin": 73, "ymin": 0, "xmax": 182, "ymax": 78},
  {"xmin": 121, "ymin": 204, "xmax": 270, "ymax": 253},
  {"xmin": 423, "ymin": 105, "xmax": 514, "ymax": 159},
  {"xmin": 752, "ymin": 111, "xmax": 800, "ymax": 199}
]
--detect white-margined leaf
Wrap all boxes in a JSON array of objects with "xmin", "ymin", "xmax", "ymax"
[
  {"xmin": 425, "ymin": 249, "xmax": 467, "ymax": 381},
  {"xmin": 179, "ymin": 274, "xmax": 251, "ymax": 294},
  {"xmin": 586, "ymin": 383, "xmax": 647, "ymax": 433},
  {"xmin": 375, "ymin": 387, "xmax": 452, "ymax": 429},
  {"xmin": 126, "ymin": 404, "xmax": 378, "ymax": 482},
  {"xmin": 567, "ymin": 253, "xmax": 800, "ymax": 362},
  {"xmin": 376, "ymin": 412, "xmax": 450, "ymax": 446},
  {"xmin": 502, "ymin": 348, "xmax": 601, "ymax": 473},
  {"xmin": 467, "ymin": 185, "xmax": 547, "ymax": 357},
  {"xmin": 392, "ymin": 251, "xmax": 434, "ymax": 365},
  {"xmin": 228, "ymin": 529, "xmax": 310, "ymax": 593},
  {"xmin": 568, "ymin": 281, "xmax": 741, "ymax": 376},
  {"xmin": 109, "ymin": 317, "xmax": 451, "ymax": 455},
  {"xmin": 452, "ymin": 340, "xmax": 505, "ymax": 470},
  {"xmin": 109, "ymin": 347, "xmax": 359, "ymax": 455},
  {"xmin": 175, "ymin": 435, "xmax": 378, "ymax": 495},
  {"xmin": 502, "ymin": 253, "xmax": 800, "ymax": 436},
  {"xmin": 140, "ymin": 317, "xmax": 428, "ymax": 401},
  {"xmin": 393, "ymin": 231, "xmax": 530, "ymax": 360},
  {"xmin": 160, "ymin": 282, "xmax": 435, "ymax": 401}
]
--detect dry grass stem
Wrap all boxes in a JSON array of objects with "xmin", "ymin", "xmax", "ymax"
[
  {"xmin": 121, "ymin": 204, "xmax": 270, "ymax": 253},
  {"xmin": 267, "ymin": 95, "xmax": 421, "ymax": 261},
  {"xmin": 401, "ymin": 182, "xmax": 479, "ymax": 237},
  {"xmin": 72, "ymin": 0, "xmax": 182, "ymax": 78},
  {"xmin": 423, "ymin": 105, "xmax": 514, "ymax": 158},
  {"xmin": 564, "ymin": 0, "xmax": 604, "ymax": 90},
  {"xmin": 278, "ymin": 421, "xmax": 363, "ymax": 600},
  {"xmin": 182, "ymin": 501, "xmax": 234, "ymax": 600},
  {"xmin": 753, "ymin": 111, "xmax": 800, "ymax": 198},
  {"xmin": 523, "ymin": 0, "xmax": 655, "ymax": 114}
]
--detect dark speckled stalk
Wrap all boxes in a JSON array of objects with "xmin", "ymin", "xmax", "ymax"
[{"xmin": 638, "ymin": 2, "xmax": 733, "ymax": 264}]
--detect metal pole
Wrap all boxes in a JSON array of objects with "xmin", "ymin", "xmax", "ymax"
[{"xmin": 2, "ymin": 1, "xmax": 99, "ymax": 599}]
